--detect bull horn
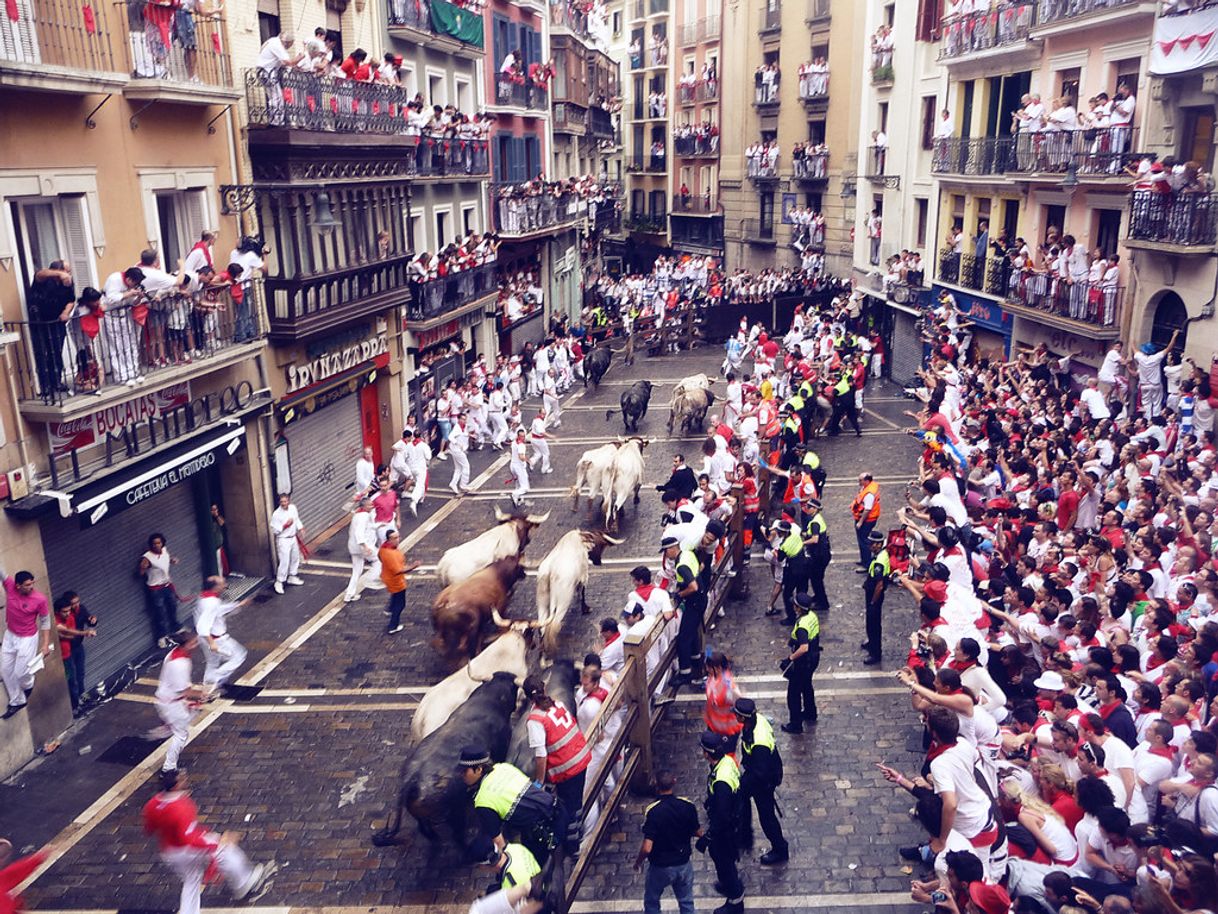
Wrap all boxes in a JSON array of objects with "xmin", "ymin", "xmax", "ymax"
[
  {"xmin": 491, "ymin": 608, "xmax": 515, "ymax": 629},
  {"xmin": 602, "ymin": 533, "xmax": 625, "ymax": 545},
  {"xmin": 493, "ymin": 505, "xmax": 510, "ymax": 522},
  {"xmin": 525, "ymin": 511, "xmax": 551, "ymax": 525}
]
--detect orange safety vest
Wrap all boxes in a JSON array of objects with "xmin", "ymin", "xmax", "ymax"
[
  {"xmin": 528, "ymin": 702, "xmax": 591, "ymax": 783},
  {"xmin": 704, "ymin": 672, "xmax": 743, "ymax": 736},
  {"xmin": 851, "ymin": 480, "xmax": 881, "ymax": 523}
]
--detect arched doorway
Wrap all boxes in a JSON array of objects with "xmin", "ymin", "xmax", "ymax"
[{"xmin": 1151, "ymin": 291, "xmax": 1188, "ymax": 352}]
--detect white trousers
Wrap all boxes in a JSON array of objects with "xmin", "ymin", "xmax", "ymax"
[
  {"xmin": 449, "ymin": 448, "xmax": 470, "ymax": 490},
  {"xmin": 529, "ymin": 438, "xmax": 551, "ymax": 472},
  {"xmin": 408, "ymin": 470, "xmax": 428, "ymax": 508},
  {"xmin": 161, "ymin": 841, "xmax": 256, "ymax": 914},
  {"xmin": 1, "ymin": 630, "xmax": 39, "ymax": 708},
  {"xmin": 511, "ymin": 460, "xmax": 530, "ymax": 499},
  {"xmin": 200, "ymin": 634, "xmax": 247, "ymax": 689},
  {"xmin": 275, "ymin": 537, "xmax": 300, "ymax": 583},
  {"xmin": 156, "ymin": 698, "xmax": 197, "ymax": 771},
  {"xmin": 487, "ymin": 412, "xmax": 508, "ymax": 446},
  {"xmin": 345, "ymin": 551, "xmax": 379, "ymax": 600},
  {"xmin": 543, "ymin": 393, "xmax": 562, "ymax": 424},
  {"xmin": 1141, "ymin": 382, "xmax": 1164, "ymax": 418}
]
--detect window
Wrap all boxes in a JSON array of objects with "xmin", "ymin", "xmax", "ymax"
[
  {"xmin": 1113, "ymin": 57, "xmax": 1140, "ymax": 98},
  {"xmin": 11, "ymin": 196, "xmax": 98, "ymax": 298},
  {"xmin": 915, "ymin": 197, "xmax": 929, "ymax": 248},
  {"xmin": 434, "ymin": 208, "xmax": 452, "ymax": 248},
  {"xmin": 400, "ymin": 63, "xmax": 418, "ymax": 98},
  {"xmin": 1001, "ymin": 199, "xmax": 1019, "ymax": 244},
  {"xmin": 155, "ymin": 189, "xmax": 209, "ymax": 268},
  {"xmin": 1042, "ymin": 204, "xmax": 1066, "ymax": 242},
  {"xmin": 455, "ymin": 75, "xmax": 472, "ymax": 113},
  {"xmin": 878, "ymin": 101, "xmax": 889, "ymax": 133},
  {"xmin": 921, "ymin": 96, "xmax": 937, "ymax": 150},
  {"xmin": 759, "ymin": 191, "xmax": 774, "ymax": 232},
  {"xmin": 612, "ymin": 10, "xmax": 621, "ymax": 35},
  {"xmin": 883, "ymin": 3, "xmax": 895, "ymax": 27},
  {"xmin": 257, "ymin": 0, "xmax": 280, "ymax": 43},
  {"xmin": 1057, "ymin": 67, "xmax": 1080, "ymax": 106},
  {"xmin": 1094, "ymin": 208, "xmax": 1122, "ymax": 258},
  {"xmin": 915, "ymin": 0, "xmax": 943, "ymax": 42},
  {"xmin": 808, "ymin": 119, "xmax": 825, "ymax": 144},
  {"xmin": 648, "ymin": 190, "xmax": 666, "ymax": 216},
  {"xmin": 427, "ymin": 70, "xmax": 446, "ymax": 107},
  {"xmin": 804, "ymin": 192, "xmax": 822, "ymax": 211},
  {"xmin": 1181, "ymin": 106, "xmax": 1215, "ymax": 170},
  {"xmin": 409, "ymin": 213, "xmax": 425, "ymax": 252}
]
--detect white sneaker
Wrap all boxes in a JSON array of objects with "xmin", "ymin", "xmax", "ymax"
[
  {"xmin": 286, "ymin": 576, "xmax": 304, "ymax": 586},
  {"xmin": 343, "ymin": 594, "xmax": 360, "ymax": 603},
  {"xmin": 232, "ymin": 863, "xmax": 264, "ymax": 900},
  {"xmin": 449, "ymin": 485, "xmax": 461, "ymax": 495},
  {"xmin": 273, "ymin": 581, "xmax": 284, "ymax": 594},
  {"xmin": 409, "ymin": 502, "xmax": 418, "ymax": 517},
  {"xmin": 387, "ymin": 625, "xmax": 405, "ymax": 635},
  {"xmin": 126, "ymin": 379, "xmax": 137, "ymax": 387},
  {"xmin": 438, "ymin": 452, "xmax": 449, "ymax": 461}
]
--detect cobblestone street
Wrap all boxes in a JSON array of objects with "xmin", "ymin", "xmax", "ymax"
[{"xmin": 6, "ymin": 351, "xmax": 928, "ymax": 914}]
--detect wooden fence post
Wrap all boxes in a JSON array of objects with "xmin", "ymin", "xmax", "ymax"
[{"xmin": 623, "ymin": 634, "xmax": 655, "ymax": 793}]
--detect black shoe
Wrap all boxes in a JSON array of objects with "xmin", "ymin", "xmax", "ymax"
[
  {"xmin": 863, "ymin": 654, "xmax": 882, "ymax": 666},
  {"xmin": 860, "ymin": 640, "xmax": 873, "ymax": 651},
  {"xmin": 713, "ymin": 902, "xmax": 744, "ymax": 914},
  {"xmin": 855, "ymin": 566, "xmax": 868, "ymax": 574},
  {"xmin": 23, "ymin": 687, "xmax": 33, "ymax": 698},
  {"xmin": 780, "ymin": 722, "xmax": 803, "ymax": 734},
  {"xmin": 764, "ymin": 607, "xmax": 781, "ymax": 617},
  {"xmin": 805, "ymin": 714, "xmax": 818, "ymax": 726},
  {"xmin": 899, "ymin": 845, "xmax": 926, "ymax": 862},
  {"xmin": 2, "ymin": 704, "xmax": 26, "ymax": 720},
  {"xmin": 760, "ymin": 848, "xmax": 789, "ymax": 866}
]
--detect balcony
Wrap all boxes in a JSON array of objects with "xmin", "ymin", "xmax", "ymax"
[
  {"xmin": 5, "ymin": 282, "xmax": 267, "ymax": 420},
  {"xmin": 587, "ymin": 106, "xmax": 615, "ymax": 139},
  {"xmin": 591, "ymin": 199, "xmax": 621, "ymax": 233},
  {"xmin": 932, "ymin": 137, "xmax": 1012, "ymax": 177},
  {"xmin": 550, "ymin": 1, "xmax": 593, "ymax": 41},
  {"xmin": 553, "ymin": 101, "xmax": 588, "ymax": 134},
  {"xmin": 266, "ymin": 253, "xmax": 412, "ymax": 342},
  {"xmin": 386, "ymin": 0, "xmax": 485, "ymax": 53},
  {"xmin": 1126, "ymin": 192, "xmax": 1218, "ymax": 254},
  {"xmin": 760, "ymin": 2, "xmax": 781, "ymax": 33},
  {"xmin": 627, "ymin": 153, "xmax": 668, "ymax": 173},
  {"xmin": 630, "ymin": 0, "xmax": 668, "ymax": 18},
  {"xmin": 937, "ymin": 248, "xmax": 1012, "ymax": 297},
  {"xmin": 408, "ymin": 137, "xmax": 490, "ymax": 178},
  {"xmin": 626, "ymin": 211, "xmax": 667, "ymax": 234},
  {"xmin": 753, "ymin": 82, "xmax": 779, "ymax": 109},
  {"xmin": 740, "ymin": 218, "xmax": 776, "ymax": 245},
  {"xmin": 864, "ymin": 145, "xmax": 891, "ymax": 182},
  {"xmin": 495, "ymin": 73, "xmax": 548, "ymax": 112},
  {"xmin": 806, "ymin": 0, "xmax": 830, "ymax": 23},
  {"xmin": 793, "ymin": 223, "xmax": 825, "ymax": 252},
  {"xmin": 1007, "ymin": 128, "xmax": 1148, "ymax": 181},
  {"xmin": 117, "ymin": 1, "xmax": 238, "ymax": 104},
  {"xmin": 0, "ymin": 0, "xmax": 126, "ymax": 93},
  {"xmin": 671, "ymin": 216, "xmax": 724, "ymax": 252},
  {"xmin": 674, "ymin": 133, "xmax": 718, "ymax": 158},
  {"xmin": 245, "ymin": 68, "xmax": 419, "ymax": 137},
  {"xmin": 939, "ymin": 3, "xmax": 1035, "ymax": 65},
  {"xmin": 492, "ymin": 186, "xmax": 588, "ymax": 237},
  {"xmin": 678, "ymin": 80, "xmax": 718, "ymax": 105},
  {"xmin": 792, "ymin": 152, "xmax": 829, "ymax": 182},
  {"xmin": 673, "ymin": 196, "xmax": 718, "ymax": 215},
  {"xmin": 746, "ymin": 153, "xmax": 780, "ymax": 182},
  {"xmin": 1005, "ymin": 272, "xmax": 1123, "ymax": 336},
  {"xmin": 406, "ymin": 264, "xmax": 497, "ymax": 325},
  {"xmin": 1031, "ymin": 0, "xmax": 1154, "ymax": 36},
  {"xmin": 679, "ymin": 15, "xmax": 720, "ymax": 44},
  {"xmin": 798, "ymin": 71, "xmax": 829, "ymax": 106}
]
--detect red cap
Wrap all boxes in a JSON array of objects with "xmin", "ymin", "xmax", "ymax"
[
  {"xmin": 924, "ymin": 580, "xmax": 948, "ymax": 603},
  {"xmin": 969, "ymin": 883, "xmax": 1011, "ymax": 914}
]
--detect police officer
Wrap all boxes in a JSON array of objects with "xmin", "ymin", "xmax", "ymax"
[
  {"xmin": 861, "ymin": 530, "xmax": 890, "ymax": 666},
  {"xmin": 460, "ymin": 746, "xmax": 566, "ymax": 866},
  {"xmin": 802, "ymin": 498, "xmax": 831, "ymax": 611},
  {"xmin": 665, "ymin": 535, "xmax": 706, "ymax": 686},
  {"xmin": 766, "ymin": 519, "xmax": 807, "ymax": 624},
  {"xmin": 777, "ymin": 406, "xmax": 801, "ymax": 472},
  {"xmin": 478, "ymin": 841, "xmax": 541, "ymax": 892},
  {"xmin": 733, "ymin": 698, "xmax": 788, "ymax": 865},
  {"xmin": 781, "ymin": 592, "xmax": 821, "ymax": 733},
  {"xmin": 697, "ymin": 731, "xmax": 745, "ymax": 914},
  {"xmin": 827, "ymin": 367, "xmax": 862, "ymax": 437}
]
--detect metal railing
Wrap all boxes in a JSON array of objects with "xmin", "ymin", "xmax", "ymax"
[
  {"xmin": 265, "ymin": 254, "xmax": 413, "ymax": 334},
  {"xmin": 1008, "ymin": 127, "xmax": 1145, "ymax": 176},
  {"xmin": 0, "ymin": 0, "xmax": 117, "ymax": 71},
  {"xmin": 492, "ymin": 188, "xmax": 588, "ymax": 235},
  {"xmin": 807, "ymin": 0, "xmax": 831, "ymax": 21},
  {"xmin": 550, "ymin": 0, "xmax": 592, "ymax": 39},
  {"xmin": 798, "ymin": 72, "xmax": 829, "ymax": 101},
  {"xmin": 554, "ymin": 102, "xmax": 587, "ymax": 132},
  {"xmin": 591, "ymin": 200, "xmax": 621, "ymax": 232},
  {"xmin": 1128, "ymin": 192, "xmax": 1218, "ymax": 248},
  {"xmin": 939, "ymin": 2, "xmax": 1034, "ymax": 60},
  {"xmin": 626, "ymin": 211, "xmax": 667, "ymax": 233},
  {"xmin": 408, "ymin": 137, "xmax": 490, "ymax": 177},
  {"xmin": 1006, "ymin": 273, "xmax": 1123, "ymax": 328},
  {"xmin": 792, "ymin": 223, "xmax": 825, "ymax": 250},
  {"xmin": 938, "ymin": 247, "xmax": 961, "ymax": 284},
  {"xmin": 407, "ymin": 264, "xmax": 495, "ymax": 321},
  {"xmin": 5, "ymin": 280, "xmax": 266, "ymax": 406},
  {"xmin": 746, "ymin": 153, "xmax": 780, "ymax": 179},
  {"xmin": 245, "ymin": 68, "xmax": 417, "ymax": 134},
  {"xmin": 386, "ymin": 0, "xmax": 485, "ymax": 44},
  {"xmin": 866, "ymin": 145, "xmax": 888, "ymax": 176},
  {"xmin": 760, "ymin": 2, "xmax": 782, "ymax": 31},
  {"xmin": 741, "ymin": 218, "xmax": 776, "ymax": 241},
  {"xmin": 495, "ymin": 72, "xmax": 548, "ymax": 110},
  {"xmin": 792, "ymin": 152, "xmax": 829, "ymax": 180},
  {"xmin": 587, "ymin": 106, "xmax": 615, "ymax": 138},
  {"xmin": 627, "ymin": 153, "xmax": 668, "ymax": 172},
  {"xmin": 754, "ymin": 81, "xmax": 780, "ymax": 105},
  {"xmin": 673, "ymin": 196, "xmax": 717, "ymax": 214},
  {"xmin": 673, "ymin": 134, "xmax": 718, "ymax": 157},
  {"xmin": 679, "ymin": 15, "xmax": 719, "ymax": 44},
  {"xmin": 678, "ymin": 80, "xmax": 718, "ymax": 104},
  {"xmin": 942, "ymin": 251, "xmax": 1015, "ymax": 296},
  {"xmin": 1036, "ymin": 0, "xmax": 1142, "ymax": 27},
  {"xmin": 117, "ymin": 1, "xmax": 232, "ymax": 87},
  {"xmin": 931, "ymin": 136, "xmax": 1013, "ymax": 175}
]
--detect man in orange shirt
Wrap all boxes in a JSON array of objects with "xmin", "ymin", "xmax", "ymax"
[{"xmin": 379, "ymin": 529, "xmax": 420, "ymax": 635}]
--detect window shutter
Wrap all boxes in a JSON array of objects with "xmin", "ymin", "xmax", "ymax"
[
  {"xmin": 183, "ymin": 189, "xmax": 209, "ymax": 240},
  {"xmin": 493, "ymin": 136, "xmax": 504, "ymax": 183},
  {"xmin": 525, "ymin": 136, "xmax": 540, "ymax": 179},
  {"xmin": 1, "ymin": 0, "xmax": 43, "ymax": 64},
  {"xmin": 60, "ymin": 196, "xmax": 97, "ymax": 288}
]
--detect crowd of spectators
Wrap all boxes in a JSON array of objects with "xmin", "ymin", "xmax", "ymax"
[
  {"xmin": 496, "ymin": 262, "xmax": 545, "ymax": 328},
  {"xmin": 940, "ymin": 0, "xmax": 1033, "ymax": 57},
  {"xmin": 746, "ymin": 140, "xmax": 781, "ymax": 178},
  {"xmin": 792, "ymin": 140, "xmax": 829, "ymax": 179},
  {"xmin": 678, "ymin": 62, "xmax": 719, "ymax": 102},
  {"xmin": 871, "ymin": 23, "xmax": 893, "ymax": 78},
  {"xmin": 797, "ymin": 59, "xmax": 829, "ymax": 99},
  {"xmin": 787, "ymin": 207, "xmax": 826, "ymax": 253},
  {"xmin": 674, "ymin": 121, "xmax": 720, "ymax": 156},
  {"xmin": 754, "ymin": 63, "xmax": 780, "ymax": 104},
  {"xmin": 883, "ymin": 250, "xmax": 927, "ymax": 292},
  {"xmin": 492, "ymin": 175, "xmax": 620, "ymax": 235}
]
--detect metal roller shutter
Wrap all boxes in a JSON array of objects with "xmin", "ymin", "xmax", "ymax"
[
  {"xmin": 283, "ymin": 394, "xmax": 361, "ymax": 537},
  {"xmin": 889, "ymin": 311, "xmax": 923, "ymax": 388},
  {"xmin": 39, "ymin": 482, "xmax": 206, "ymax": 690}
]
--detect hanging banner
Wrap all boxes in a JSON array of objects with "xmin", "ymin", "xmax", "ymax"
[
  {"xmin": 430, "ymin": 0, "xmax": 485, "ymax": 48},
  {"xmin": 1150, "ymin": 7, "xmax": 1218, "ymax": 75}
]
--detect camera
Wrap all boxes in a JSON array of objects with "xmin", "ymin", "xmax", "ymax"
[{"xmin": 930, "ymin": 890, "xmax": 948, "ymax": 905}]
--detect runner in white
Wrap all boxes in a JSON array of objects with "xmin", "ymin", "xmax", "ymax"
[{"xmin": 194, "ymin": 576, "xmax": 252, "ymax": 699}]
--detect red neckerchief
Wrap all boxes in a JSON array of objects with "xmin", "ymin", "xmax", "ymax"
[
  {"xmin": 1098, "ymin": 699, "xmax": 1122, "ymax": 720},
  {"xmin": 926, "ymin": 739, "xmax": 956, "ymax": 763},
  {"xmin": 1146, "ymin": 655, "xmax": 1167, "ymax": 671},
  {"xmin": 199, "ymin": 590, "xmax": 220, "ymax": 599},
  {"xmin": 948, "ymin": 659, "xmax": 974, "ymax": 672},
  {"xmin": 924, "ymin": 617, "xmax": 949, "ymax": 629},
  {"xmin": 603, "ymin": 632, "xmax": 620, "ymax": 646},
  {"xmin": 189, "ymin": 240, "xmax": 213, "ymax": 268},
  {"xmin": 974, "ymin": 611, "xmax": 993, "ymax": 630},
  {"xmin": 1148, "ymin": 745, "xmax": 1176, "ymax": 761},
  {"xmin": 169, "ymin": 646, "xmax": 192, "ymax": 661},
  {"xmin": 635, "ymin": 584, "xmax": 656, "ymax": 602}
]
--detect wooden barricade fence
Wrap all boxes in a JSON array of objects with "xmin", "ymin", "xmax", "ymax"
[{"xmin": 565, "ymin": 496, "xmax": 746, "ymax": 905}]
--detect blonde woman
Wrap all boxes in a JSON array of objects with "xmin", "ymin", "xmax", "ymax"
[{"xmin": 999, "ymin": 780, "xmax": 1079, "ymax": 868}]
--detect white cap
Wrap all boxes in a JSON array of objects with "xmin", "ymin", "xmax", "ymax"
[{"xmin": 1032, "ymin": 671, "xmax": 1065, "ymax": 692}]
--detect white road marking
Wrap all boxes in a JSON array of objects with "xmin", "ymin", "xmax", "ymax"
[{"xmin": 673, "ymin": 686, "xmax": 906, "ymax": 702}]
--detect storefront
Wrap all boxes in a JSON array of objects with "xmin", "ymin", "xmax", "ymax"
[
  {"xmin": 274, "ymin": 326, "xmax": 389, "ymax": 538},
  {"xmin": 932, "ymin": 285, "xmax": 1013, "ymax": 363},
  {"xmin": 887, "ymin": 301, "xmax": 925, "ymax": 388}
]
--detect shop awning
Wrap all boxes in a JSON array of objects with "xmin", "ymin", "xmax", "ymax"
[{"xmin": 70, "ymin": 424, "xmax": 246, "ymax": 528}]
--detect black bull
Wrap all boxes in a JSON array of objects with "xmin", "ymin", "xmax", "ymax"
[
  {"xmin": 606, "ymin": 379, "xmax": 652, "ymax": 431},
  {"xmin": 372, "ymin": 672, "xmax": 517, "ymax": 847},
  {"xmin": 583, "ymin": 346, "xmax": 612, "ymax": 388}
]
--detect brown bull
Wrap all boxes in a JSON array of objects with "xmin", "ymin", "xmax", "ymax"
[{"xmin": 430, "ymin": 555, "xmax": 528, "ymax": 665}]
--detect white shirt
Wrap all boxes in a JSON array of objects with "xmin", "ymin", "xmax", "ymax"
[
  {"xmin": 271, "ymin": 503, "xmax": 302, "ymax": 539},
  {"xmin": 347, "ymin": 510, "xmax": 377, "ymax": 555},
  {"xmin": 356, "ymin": 457, "xmax": 375, "ymax": 492},
  {"xmin": 155, "ymin": 647, "xmax": 194, "ymax": 703},
  {"xmin": 143, "ymin": 549, "xmax": 172, "ymax": 587},
  {"xmin": 449, "ymin": 423, "xmax": 470, "ymax": 454},
  {"xmin": 256, "ymin": 36, "xmax": 294, "ymax": 72},
  {"xmin": 403, "ymin": 439, "xmax": 432, "ymax": 473},
  {"xmin": 1080, "ymin": 387, "xmax": 1110, "ymax": 420},
  {"xmin": 530, "ymin": 416, "xmax": 548, "ymax": 439},
  {"xmin": 194, "ymin": 592, "xmax": 239, "ymax": 639},
  {"xmin": 1134, "ymin": 348, "xmax": 1168, "ymax": 385},
  {"xmin": 1098, "ymin": 348, "xmax": 1123, "ymax": 384},
  {"xmin": 599, "ymin": 634, "xmax": 625, "ymax": 676},
  {"xmin": 930, "ymin": 740, "xmax": 992, "ymax": 839}
]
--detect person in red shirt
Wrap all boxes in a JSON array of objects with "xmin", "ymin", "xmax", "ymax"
[
  {"xmin": 1055, "ymin": 469, "xmax": 1080, "ymax": 532},
  {"xmin": 340, "ymin": 49, "xmax": 371, "ymax": 81},
  {"xmin": 0, "ymin": 839, "xmax": 44, "ymax": 914},
  {"xmin": 143, "ymin": 769, "xmax": 273, "ymax": 914}
]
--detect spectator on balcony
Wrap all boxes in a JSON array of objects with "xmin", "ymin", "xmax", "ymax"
[
  {"xmin": 1109, "ymin": 82, "xmax": 1136, "ymax": 157},
  {"xmin": 70, "ymin": 288, "xmax": 105, "ymax": 394},
  {"xmin": 629, "ymin": 36, "xmax": 641, "ymax": 69},
  {"xmin": 257, "ymin": 30, "xmax": 303, "ymax": 76},
  {"xmin": 101, "ymin": 267, "xmax": 147, "ymax": 388},
  {"xmin": 340, "ymin": 48, "xmax": 372, "ymax": 81},
  {"xmin": 26, "ymin": 261, "xmax": 76, "ymax": 402},
  {"xmin": 227, "ymin": 236, "xmax": 264, "ymax": 344},
  {"xmin": 183, "ymin": 230, "xmax": 215, "ymax": 276},
  {"xmin": 866, "ymin": 209, "xmax": 882, "ymax": 267},
  {"xmin": 297, "ymin": 27, "xmax": 331, "ymax": 74},
  {"xmin": 871, "ymin": 129, "xmax": 888, "ymax": 175}
]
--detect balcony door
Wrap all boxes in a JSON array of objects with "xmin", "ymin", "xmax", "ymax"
[
  {"xmin": 155, "ymin": 190, "xmax": 209, "ymax": 269},
  {"xmin": 10, "ymin": 196, "xmax": 98, "ymax": 301}
]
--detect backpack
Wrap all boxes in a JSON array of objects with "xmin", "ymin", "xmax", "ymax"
[{"xmin": 885, "ymin": 527, "xmax": 911, "ymax": 573}]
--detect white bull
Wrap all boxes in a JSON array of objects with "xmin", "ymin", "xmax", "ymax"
[
  {"xmin": 535, "ymin": 530, "xmax": 623, "ymax": 656},
  {"xmin": 410, "ymin": 628, "xmax": 533, "ymax": 741},
  {"xmin": 603, "ymin": 437, "xmax": 649, "ymax": 533},
  {"xmin": 570, "ymin": 442, "xmax": 621, "ymax": 514},
  {"xmin": 672, "ymin": 373, "xmax": 714, "ymax": 399},
  {"xmin": 434, "ymin": 508, "xmax": 550, "ymax": 586}
]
